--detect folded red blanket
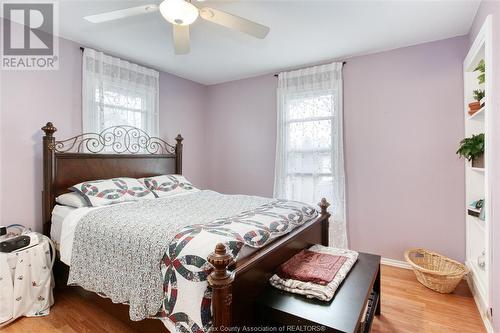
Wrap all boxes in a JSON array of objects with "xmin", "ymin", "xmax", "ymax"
[{"xmin": 278, "ymin": 249, "xmax": 347, "ymax": 285}]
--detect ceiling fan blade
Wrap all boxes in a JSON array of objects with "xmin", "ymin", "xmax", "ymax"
[
  {"xmin": 83, "ymin": 4, "xmax": 158, "ymax": 23},
  {"xmin": 173, "ymin": 25, "xmax": 190, "ymax": 55},
  {"xmin": 199, "ymin": 7, "xmax": 270, "ymax": 39}
]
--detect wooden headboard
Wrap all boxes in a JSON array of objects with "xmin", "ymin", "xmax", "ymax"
[{"xmin": 41, "ymin": 122, "xmax": 183, "ymax": 235}]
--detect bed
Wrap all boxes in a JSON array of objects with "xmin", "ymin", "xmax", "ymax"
[{"xmin": 41, "ymin": 122, "xmax": 330, "ymax": 332}]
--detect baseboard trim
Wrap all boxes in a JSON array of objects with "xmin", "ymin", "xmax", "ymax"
[
  {"xmin": 466, "ymin": 275, "xmax": 495, "ymax": 333},
  {"xmin": 381, "ymin": 257, "xmax": 411, "ymax": 270}
]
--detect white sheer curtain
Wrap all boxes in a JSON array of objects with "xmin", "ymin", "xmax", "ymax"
[
  {"xmin": 82, "ymin": 48, "xmax": 159, "ymax": 136},
  {"xmin": 274, "ymin": 62, "xmax": 347, "ymax": 248}
]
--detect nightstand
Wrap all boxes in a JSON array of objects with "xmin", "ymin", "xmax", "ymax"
[{"xmin": 0, "ymin": 235, "xmax": 54, "ymax": 323}]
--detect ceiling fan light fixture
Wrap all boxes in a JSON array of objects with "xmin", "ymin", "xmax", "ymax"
[{"xmin": 159, "ymin": 0, "xmax": 199, "ymax": 26}]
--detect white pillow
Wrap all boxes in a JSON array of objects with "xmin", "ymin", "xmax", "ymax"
[
  {"xmin": 55, "ymin": 192, "xmax": 88, "ymax": 208},
  {"xmin": 138, "ymin": 174, "xmax": 198, "ymax": 198},
  {"xmin": 70, "ymin": 177, "xmax": 156, "ymax": 207}
]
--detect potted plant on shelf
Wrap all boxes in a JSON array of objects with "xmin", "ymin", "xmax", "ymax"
[
  {"xmin": 468, "ymin": 89, "xmax": 485, "ymax": 115},
  {"xmin": 474, "ymin": 59, "xmax": 485, "ymax": 85},
  {"xmin": 456, "ymin": 133, "xmax": 484, "ymax": 168}
]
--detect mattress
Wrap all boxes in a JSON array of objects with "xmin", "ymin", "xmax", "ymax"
[{"xmin": 50, "ymin": 205, "xmax": 76, "ymax": 245}]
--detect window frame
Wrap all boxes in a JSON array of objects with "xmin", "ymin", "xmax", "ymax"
[{"xmin": 282, "ymin": 90, "xmax": 336, "ymax": 180}]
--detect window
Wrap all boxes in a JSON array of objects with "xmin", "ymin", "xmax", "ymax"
[
  {"xmin": 274, "ymin": 63, "xmax": 347, "ymax": 248},
  {"xmin": 82, "ymin": 48, "xmax": 159, "ymax": 136},
  {"xmin": 284, "ymin": 91, "xmax": 335, "ymax": 205}
]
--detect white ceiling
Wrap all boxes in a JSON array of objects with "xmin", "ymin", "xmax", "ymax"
[{"xmin": 57, "ymin": 0, "xmax": 480, "ymax": 85}]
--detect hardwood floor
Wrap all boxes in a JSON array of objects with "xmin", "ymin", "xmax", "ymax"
[
  {"xmin": 2, "ymin": 265, "xmax": 485, "ymax": 333},
  {"xmin": 371, "ymin": 265, "xmax": 485, "ymax": 333}
]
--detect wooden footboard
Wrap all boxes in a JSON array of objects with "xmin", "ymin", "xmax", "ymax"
[{"xmin": 208, "ymin": 198, "xmax": 331, "ymax": 330}]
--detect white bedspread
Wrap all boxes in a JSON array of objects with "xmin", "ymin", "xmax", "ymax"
[{"xmin": 57, "ymin": 203, "xmax": 128, "ymax": 265}]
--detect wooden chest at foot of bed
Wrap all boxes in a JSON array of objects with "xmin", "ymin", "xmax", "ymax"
[{"xmin": 255, "ymin": 253, "xmax": 381, "ymax": 333}]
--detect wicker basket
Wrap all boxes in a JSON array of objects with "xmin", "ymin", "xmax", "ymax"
[{"xmin": 404, "ymin": 248, "xmax": 469, "ymax": 293}]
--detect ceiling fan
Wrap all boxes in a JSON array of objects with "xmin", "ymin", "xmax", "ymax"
[{"xmin": 83, "ymin": 0, "xmax": 270, "ymax": 55}]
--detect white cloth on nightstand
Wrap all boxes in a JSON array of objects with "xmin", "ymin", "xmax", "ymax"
[{"xmin": 0, "ymin": 237, "xmax": 54, "ymax": 323}]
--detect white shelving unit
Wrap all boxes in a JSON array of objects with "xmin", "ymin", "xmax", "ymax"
[
  {"xmin": 463, "ymin": 15, "xmax": 493, "ymax": 332},
  {"xmin": 467, "ymin": 106, "xmax": 485, "ymax": 121}
]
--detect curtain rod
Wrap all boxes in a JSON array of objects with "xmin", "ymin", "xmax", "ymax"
[
  {"xmin": 273, "ymin": 61, "xmax": 346, "ymax": 77},
  {"xmin": 81, "ymin": 47, "xmax": 346, "ymax": 77}
]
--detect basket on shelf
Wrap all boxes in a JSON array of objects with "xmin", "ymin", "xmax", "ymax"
[{"xmin": 404, "ymin": 248, "xmax": 469, "ymax": 294}]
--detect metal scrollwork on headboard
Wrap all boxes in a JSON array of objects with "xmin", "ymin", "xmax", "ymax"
[
  {"xmin": 47, "ymin": 124, "xmax": 176, "ymax": 154},
  {"xmin": 41, "ymin": 122, "xmax": 183, "ymax": 236}
]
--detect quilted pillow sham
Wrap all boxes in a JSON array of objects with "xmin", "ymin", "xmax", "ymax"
[
  {"xmin": 138, "ymin": 174, "xmax": 198, "ymax": 198},
  {"xmin": 70, "ymin": 177, "xmax": 156, "ymax": 207}
]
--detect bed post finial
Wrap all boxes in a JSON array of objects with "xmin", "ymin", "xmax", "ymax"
[
  {"xmin": 319, "ymin": 198, "xmax": 330, "ymax": 246},
  {"xmin": 175, "ymin": 134, "xmax": 183, "ymax": 175},
  {"xmin": 208, "ymin": 243, "xmax": 234, "ymax": 330},
  {"xmin": 42, "ymin": 122, "xmax": 57, "ymax": 236},
  {"xmin": 42, "ymin": 122, "xmax": 57, "ymax": 137},
  {"xmin": 319, "ymin": 198, "xmax": 330, "ymax": 217}
]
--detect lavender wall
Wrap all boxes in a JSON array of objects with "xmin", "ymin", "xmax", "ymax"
[
  {"xmin": 0, "ymin": 37, "xmax": 82, "ymax": 231},
  {"xmin": 205, "ymin": 36, "xmax": 468, "ymax": 262},
  {"xmin": 158, "ymin": 72, "xmax": 207, "ymax": 189},
  {"xmin": 469, "ymin": 1, "xmax": 500, "ymax": 330},
  {"xmin": 205, "ymin": 75, "xmax": 277, "ymax": 196},
  {"xmin": 344, "ymin": 37, "xmax": 467, "ymax": 262},
  {"xmin": 0, "ymin": 36, "xmax": 207, "ymax": 231}
]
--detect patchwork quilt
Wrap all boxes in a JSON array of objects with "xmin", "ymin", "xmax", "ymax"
[{"xmin": 67, "ymin": 190, "xmax": 318, "ymax": 333}]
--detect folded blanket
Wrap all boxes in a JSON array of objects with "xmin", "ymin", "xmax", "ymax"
[
  {"xmin": 278, "ymin": 249, "xmax": 347, "ymax": 285},
  {"xmin": 269, "ymin": 245, "xmax": 358, "ymax": 301}
]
